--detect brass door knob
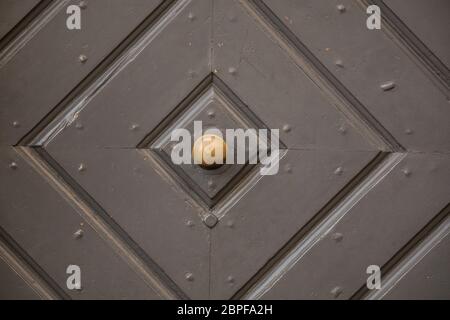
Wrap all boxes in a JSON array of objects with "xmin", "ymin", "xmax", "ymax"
[{"xmin": 192, "ymin": 134, "xmax": 228, "ymax": 170}]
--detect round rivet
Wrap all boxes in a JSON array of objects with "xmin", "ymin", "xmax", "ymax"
[
  {"xmin": 227, "ymin": 276, "xmax": 235, "ymax": 284},
  {"xmin": 188, "ymin": 12, "xmax": 196, "ymax": 21},
  {"xmin": 207, "ymin": 179, "xmax": 216, "ymax": 190},
  {"xmin": 78, "ymin": 163, "xmax": 86, "ymax": 172},
  {"xmin": 335, "ymin": 59, "xmax": 344, "ymax": 68},
  {"xmin": 334, "ymin": 167, "xmax": 344, "ymax": 176},
  {"xmin": 186, "ymin": 220, "xmax": 194, "ymax": 228},
  {"xmin": 282, "ymin": 124, "xmax": 291, "ymax": 133},
  {"xmin": 130, "ymin": 123, "xmax": 140, "ymax": 131},
  {"xmin": 331, "ymin": 286, "xmax": 343, "ymax": 298},
  {"xmin": 228, "ymin": 67, "xmax": 237, "ymax": 75},
  {"xmin": 79, "ymin": 1, "xmax": 87, "ymax": 9},
  {"xmin": 331, "ymin": 232, "xmax": 343, "ymax": 242},
  {"xmin": 405, "ymin": 129, "xmax": 413, "ymax": 135},
  {"xmin": 208, "ymin": 110, "xmax": 216, "ymax": 119},
  {"xmin": 204, "ymin": 214, "xmax": 218, "ymax": 228},
  {"xmin": 192, "ymin": 134, "xmax": 228, "ymax": 170},
  {"xmin": 284, "ymin": 164, "xmax": 292, "ymax": 173},
  {"xmin": 185, "ymin": 272, "xmax": 194, "ymax": 281},
  {"xmin": 226, "ymin": 220, "xmax": 234, "ymax": 228},
  {"xmin": 9, "ymin": 162, "xmax": 18, "ymax": 170},
  {"xmin": 338, "ymin": 125, "xmax": 347, "ymax": 135},
  {"xmin": 79, "ymin": 54, "xmax": 88, "ymax": 63},
  {"xmin": 12, "ymin": 121, "xmax": 20, "ymax": 128},
  {"xmin": 336, "ymin": 4, "xmax": 346, "ymax": 13},
  {"xmin": 402, "ymin": 168, "xmax": 411, "ymax": 177},
  {"xmin": 207, "ymin": 110, "xmax": 216, "ymax": 119},
  {"xmin": 74, "ymin": 229, "xmax": 83, "ymax": 239},
  {"xmin": 75, "ymin": 122, "xmax": 84, "ymax": 130}
]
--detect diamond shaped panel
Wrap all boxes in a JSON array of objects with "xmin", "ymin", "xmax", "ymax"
[{"xmin": 140, "ymin": 75, "xmax": 281, "ymax": 211}]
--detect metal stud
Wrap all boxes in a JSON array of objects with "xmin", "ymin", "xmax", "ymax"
[
  {"xmin": 12, "ymin": 121, "xmax": 20, "ymax": 128},
  {"xmin": 186, "ymin": 220, "xmax": 194, "ymax": 228},
  {"xmin": 79, "ymin": 1, "xmax": 87, "ymax": 9},
  {"xmin": 331, "ymin": 286, "xmax": 343, "ymax": 298},
  {"xmin": 9, "ymin": 162, "xmax": 18, "ymax": 170},
  {"xmin": 402, "ymin": 168, "xmax": 411, "ymax": 177},
  {"xmin": 226, "ymin": 220, "xmax": 235, "ymax": 228},
  {"xmin": 282, "ymin": 124, "xmax": 291, "ymax": 133},
  {"xmin": 207, "ymin": 110, "xmax": 216, "ymax": 119},
  {"xmin": 334, "ymin": 167, "xmax": 344, "ymax": 176},
  {"xmin": 331, "ymin": 232, "xmax": 343, "ymax": 242},
  {"xmin": 185, "ymin": 272, "xmax": 194, "ymax": 281},
  {"xmin": 130, "ymin": 123, "xmax": 140, "ymax": 131},
  {"xmin": 228, "ymin": 67, "xmax": 237, "ymax": 75},
  {"xmin": 335, "ymin": 59, "xmax": 344, "ymax": 68},
  {"xmin": 207, "ymin": 179, "xmax": 216, "ymax": 190},
  {"xmin": 78, "ymin": 163, "xmax": 86, "ymax": 172},
  {"xmin": 284, "ymin": 164, "xmax": 292, "ymax": 174},
  {"xmin": 188, "ymin": 12, "xmax": 196, "ymax": 21},
  {"xmin": 336, "ymin": 4, "xmax": 346, "ymax": 13},
  {"xmin": 338, "ymin": 125, "xmax": 347, "ymax": 135},
  {"xmin": 380, "ymin": 81, "xmax": 396, "ymax": 91},
  {"xmin": 74, "ymin": 229, "xmax": 84, "ymax": 239},
  {"xmin": 203, "ymin": 214, "xmax": 218, "ymax": 228},
  {"xmin": 79, "ymin": 54, "xmax": 88, "ymax": 63}
]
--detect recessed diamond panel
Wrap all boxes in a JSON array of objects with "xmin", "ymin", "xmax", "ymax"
[{"xmin": 141, "ymin": 75, "xmax": 276, "ymax": 210}]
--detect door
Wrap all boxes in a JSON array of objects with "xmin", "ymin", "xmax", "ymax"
[{"xmin": 0, "ymin": 0, "xmax": 449, "ymax": 300}]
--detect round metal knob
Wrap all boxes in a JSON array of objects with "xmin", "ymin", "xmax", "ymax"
[{"xmin": 192, "ymin": 134, "xmax": 228, "ymax": 170}]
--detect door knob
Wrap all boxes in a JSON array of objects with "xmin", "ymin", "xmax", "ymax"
[{"xmin": 192, "ymin": 134, "xmax": 228, "ymax": 170}]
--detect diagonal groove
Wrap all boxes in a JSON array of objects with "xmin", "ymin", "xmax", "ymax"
[
  {"xmin": 0, "ymin": 0, "xmax": 68, "ymax": 67},
  {"xmin": 240, "ymin": 0, "xmax": 404, "ymax": 152},
  {"xmin": 235, "ymin": 152, "xmax": 406, "ymax": 300},
  {"xmin": 361, "ymin": 0, "xmax": 449, "ymax": 92},
  {"xmin": 16, "ymin": 0, "xmax": 183, "ymax": 147},
  {"xmin": 0, "ymin": 0, "xmax": 53, "ymax": 50},
  {"xmin": 0, "ymin": 225, "xmax": 69, "ymax": 300},
  {"xmin": 17, "ymin": 146, "xmax": 188, "ymax": 300},
  {"xmin": 352, "ymin": 202, "xmax": 450, "ymax": 300}
]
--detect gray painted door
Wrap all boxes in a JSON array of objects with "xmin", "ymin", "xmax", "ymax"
[{"xmin": 0, "ymin": 0, "xmax": 449, "ymax": 300}]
